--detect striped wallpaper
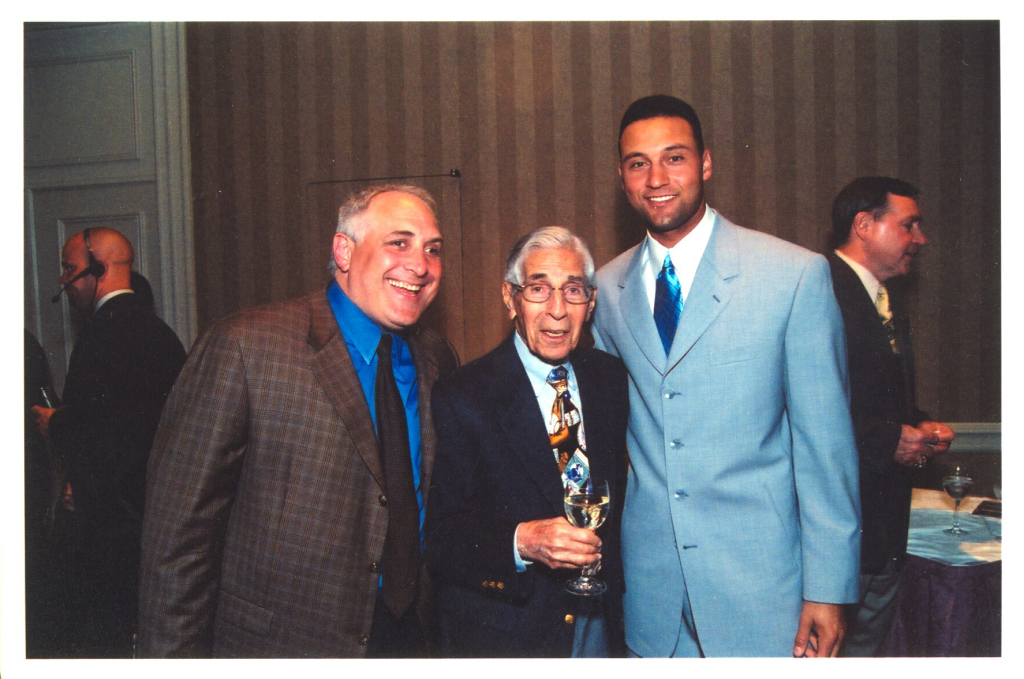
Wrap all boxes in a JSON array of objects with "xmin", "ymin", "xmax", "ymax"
[{"xmin": 186, "ymin": 21, "xmax": 1000, "ymax": 422}]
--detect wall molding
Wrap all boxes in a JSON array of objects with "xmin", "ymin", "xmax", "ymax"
[
  {"xmin": 151, "ymin": 22, "xmax": 197, "ymax": 348},
  {"xmin": 946, "ymin": 423, "xmax": 1001, "ymax": 454}
]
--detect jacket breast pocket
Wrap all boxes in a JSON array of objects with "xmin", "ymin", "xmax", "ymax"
[{"xmin": 708, "ymin": 344, "xmax": 769, "ymax": 366}]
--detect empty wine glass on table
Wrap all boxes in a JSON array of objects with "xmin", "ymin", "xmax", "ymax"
[
  {"xmin": 563, "ymin": 477, "xmax": 609, "ymax": 596},
  {"xmin": 942, "ymin": 466, "xmax": 973, "ymax": 535}
]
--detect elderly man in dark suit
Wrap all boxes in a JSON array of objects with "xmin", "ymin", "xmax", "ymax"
[
  {"xmin": 31, "ymin": 227, "xmax": 187, "ymax": 657},
  {"xmin": 425, "ymin": 226, "xmax": 628, "ymax": 657},
  {"xmin": 137, "ymin": 185, "xmax": 458, "ymax": 658},
  {"xmin": 827, "ymin": 176, "xmax": 955, "ymax": 656}
]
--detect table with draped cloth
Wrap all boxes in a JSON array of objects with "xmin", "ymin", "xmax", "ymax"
[{"xmin": 884, "ymin": 488, "xmax": 1001, "ymax": 657}]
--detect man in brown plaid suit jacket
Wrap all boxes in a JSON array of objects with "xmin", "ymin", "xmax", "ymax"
[{"xmin": 137, "ymin": 185, "xmax": 458, "ymax": 657}]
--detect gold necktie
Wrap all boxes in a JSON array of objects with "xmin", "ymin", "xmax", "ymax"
[
  {"xmin": 547, "ymin": 367, "xmax": 584, "ymax": 472},
  {"xmin": 875, "ymin": 285, "xmax": 900, "ymax": 354}
]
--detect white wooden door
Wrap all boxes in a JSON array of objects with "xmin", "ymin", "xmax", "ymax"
[{"xmin": 24, "ymin": 22, "xmax": 196, "ymax": 392}]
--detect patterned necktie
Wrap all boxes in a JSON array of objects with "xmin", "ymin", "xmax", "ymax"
[
  {"xmin": 546, "ymin": 366, "xmax": 585, "ymax": 472},
  {"xmin": 375, "ymin": 333, "xmax": 418, "ymax": 619},
  {"xmin": 875, "ymin": 285, "xmax": 900, "ymax": 354},
  {"xmin": 654, "ymin": 253, "xmax": 682, "ymax": 354}
]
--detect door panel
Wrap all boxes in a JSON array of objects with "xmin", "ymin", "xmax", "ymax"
[
  {"xmin": 24, "ymin": 22, "xmax": 195, "ymax": 393},
  {"xmin": 26, "ymin": 182, "xmax": 159, "ymax": 391}
]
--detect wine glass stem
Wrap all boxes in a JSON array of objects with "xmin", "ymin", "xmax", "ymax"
[
  {"xmin": 953, "ymin": 499, "xmax": 961, "ymax": 530},
  {"xmin": 582, "ymin": 535, "xmax": 601, "ymax": 578}
]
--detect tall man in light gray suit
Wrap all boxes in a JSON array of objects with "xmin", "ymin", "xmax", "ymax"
[{"xmin": 592, "ymin": 95, "xmax": 861, "ymax": 657}]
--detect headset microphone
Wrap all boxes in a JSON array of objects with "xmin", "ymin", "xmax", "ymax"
[
  {"xmin": 51, "ymin": 228, "xmax": 106, "ymax": 303},
  {"xmin": 52, "ymin": 281, "xmax": 71, "ymax": 303},
  {"xmin": 51, "ymin": 263, "xmax": 103, "ymax": 302}
]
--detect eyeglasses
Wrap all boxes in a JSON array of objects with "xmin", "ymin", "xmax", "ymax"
[{"xmin": 510, "ymin": 281, "xmax": 593, "ymax": 304}]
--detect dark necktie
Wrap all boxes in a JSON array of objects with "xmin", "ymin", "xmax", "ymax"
[
  {"xmin": 547, "ymin": 366, "xmax": 584, "ymax": 472},
  {"xmin": 375, "ymin": 333, "xmax": 418, "ymax": 619},
  {"xmin": 654, "ymin": 253, "xmax": 682, "ymax": 354}
]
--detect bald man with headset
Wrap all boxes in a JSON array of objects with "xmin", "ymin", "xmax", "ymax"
[{"xmin": 32, "ymin": 227, "xmax": 186, "ymax": 657}]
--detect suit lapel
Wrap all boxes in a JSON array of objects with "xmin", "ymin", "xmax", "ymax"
[
  {"xmin": 618, "ymin": 244, "xmax": 669, "ymax": 375},
  {"xmin": 666, "ymin": 214, "xmax": 737, "ymax": 371},
  {"xmin": 493, "ymin": 336, "xmax": 566, "ymax": 515},
  {"xmin": 832, "ymin": 254, "xmax": 903, "ymax": 364},
  {"xmin": 306, "ymin": 292, "xmax": 385, "ymax": 490},
  {"xmin": 889, "ymin": 289, "xmax": 917, "ymax": 417},
  {"xmin": 572, "ymin": 351, "xmax": 610, "ymax": 484},
  {"xmin": 831, "ymin": 253, "xmax": 915, "ymax": 417}
]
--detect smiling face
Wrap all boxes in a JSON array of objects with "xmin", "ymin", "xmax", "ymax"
[
  {"xmin": 619, "ymin": 116, "xmax": 712, "ymax": 248},
  {"xmin": 859, "ymin": 193, "xmax": 927, "ymax": 282},
  {"xmin": 502, "ymin": 247, "xmax": 596, "ymax": 365},
  {"xmin": 332, "ymin": 191, "xmax": 443, "ymax": 331}
]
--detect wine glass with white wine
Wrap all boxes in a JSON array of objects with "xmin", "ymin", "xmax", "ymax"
[
  {"xmin": 942, "ymin": 466, "xmax": 973, "ymax": 535},
  {"xmin": 564, "ymin": 477, "xmax": 609, "ymax": 596}
]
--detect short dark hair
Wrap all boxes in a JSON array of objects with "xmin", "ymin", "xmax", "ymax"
[
  {"xmin": 830, "ymin": 176, "xmax": 920, "ymax": 249},
  {"xmin": 618, "ymin": 94, "xmax": 705, "ymax": 156}
]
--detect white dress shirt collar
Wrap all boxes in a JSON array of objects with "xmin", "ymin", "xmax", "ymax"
[
  {"xmin": 834, "ymin": 249, "xmax": 884, "ymax": 302},
  {"xmin": 641, "ymin": 205, "xmax": 716, "ymax": 311},
  {"xmin": 95, "ymin": 288, "xmax": 134, "ymax": 312}
]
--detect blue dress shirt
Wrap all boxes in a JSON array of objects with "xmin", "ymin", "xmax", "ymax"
[{"xmin": 326, "ymin": 282, "xmax": 424, "ymax": 533}]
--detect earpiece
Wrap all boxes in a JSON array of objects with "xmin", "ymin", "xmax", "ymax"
[{"xmin": 82, "ymin": 228, "xmax": 106, "ymax": 279}]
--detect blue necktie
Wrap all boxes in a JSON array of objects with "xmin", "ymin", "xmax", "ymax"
[{"xmin": 654, "ymin": 253, "xmax": 682, "ymax": 354}]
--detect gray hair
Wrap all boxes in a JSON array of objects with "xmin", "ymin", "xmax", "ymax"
[
  {"xmin": 328, "ymin": 183, "xmax": 438, "ymax": 275},
  {"xmin": 504, "ymin": 226, "xmax": 596, "ymax": 288}
]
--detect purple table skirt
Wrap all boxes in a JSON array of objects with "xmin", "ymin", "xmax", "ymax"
[{"xmin": 884, "ymin": 554, "xmax": 1001, "ymax": 657}]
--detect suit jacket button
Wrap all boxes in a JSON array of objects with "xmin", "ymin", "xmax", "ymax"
[
  {"xmin": 370, "ymin": 561, "xmax": 381, "ymax": 574},
  {"xmin": 358, "ymin": 634, "xmax": 370, "ymax": 646},
  {"xmin": 496, "ymin": 582, "xmax": 504, "ymax": 590},
  {"xmin": 378, "ymin": 494, "xmax": 388, "ymax": 506},
  {"xmin": 564, "ymin": 614, "xmax": 575, "ymax": 624}
]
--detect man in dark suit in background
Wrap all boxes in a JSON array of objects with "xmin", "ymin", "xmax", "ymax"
[
  {"xmin": 425, "ymin": 226, "xmax": 628, "ymax": 657},
  {"xmin": 137, "ymin": 185, "xmax": 458, "ymax": 657},
  {"xmin": 31, "ymin": 227, "xmax": 187, "ymax": 657},
  {"xmin": 828, "ymin": 176, "xmax": 955, "ymax": 656}
]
